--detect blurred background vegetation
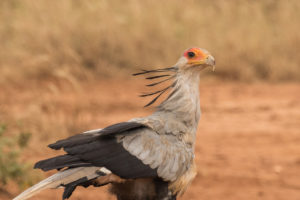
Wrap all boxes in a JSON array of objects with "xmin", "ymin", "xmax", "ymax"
[
  {"xmin": 0, "ymin": 1, "xmax": 300, "ymax": 199},
  {"xmin": 0, "ymin": 124, "xmax": 39, "ymax": 193},
  {"xmin": 0, "ymin": 0, "xmax": 299, "ymax": 82}
]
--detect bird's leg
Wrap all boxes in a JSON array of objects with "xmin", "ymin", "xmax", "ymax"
[
  {"xmin": 154, "ymin": 179, "xmax": 177, "ymax": 200},
  {"xmin": 91, "ymin": 174, "xmax": 126, "ymax": 187}
]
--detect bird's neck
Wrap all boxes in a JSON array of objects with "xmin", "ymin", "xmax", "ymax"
[{"xmin": 156, "ymin": 70, "xmax": 201, "ymax": 131}]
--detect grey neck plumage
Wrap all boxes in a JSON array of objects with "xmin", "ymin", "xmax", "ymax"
[
  {"xmin": 131, "ymin": 66, "xmax": 201, "ymax": 140},
  {"xmin": 155, "ymin": 70, "xmax": 201, "ymax": 133}
]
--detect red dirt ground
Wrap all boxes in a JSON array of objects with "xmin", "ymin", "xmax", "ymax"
[{"xmin": 1, "ymin": 79, "xmax": 299, "ymax": 200}]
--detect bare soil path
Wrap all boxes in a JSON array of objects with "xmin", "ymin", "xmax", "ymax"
[{"xmin": 1, "ymin": 79, "xmax": 299, "ymax": 200}]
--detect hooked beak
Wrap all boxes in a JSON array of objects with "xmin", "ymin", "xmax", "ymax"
[{"xmin": 205, "ymin": 55, "xmax": 216, "ymax": 71}]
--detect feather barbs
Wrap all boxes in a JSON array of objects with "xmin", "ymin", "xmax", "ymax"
[{"xmin": 133, "ymin": 67, "xmax": 178, "ymax": 107}]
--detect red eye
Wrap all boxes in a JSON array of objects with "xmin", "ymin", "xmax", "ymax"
[{"xmin": 187, "ymin": 51, "xmax": 195, "ymax": 58}]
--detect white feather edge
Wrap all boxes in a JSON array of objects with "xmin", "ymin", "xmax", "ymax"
[
  {"xmin": 83, "ymin": 128, "xmax": 103, "ymax": 134},
  {"xmin": 13, "ymin": 167, "xmax": 111, "ymax": 200}
]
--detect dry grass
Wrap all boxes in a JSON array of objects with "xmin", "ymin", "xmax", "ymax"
[{"xmin": 0, "ymin": 0, "xmax": 299, "ymax": 82}]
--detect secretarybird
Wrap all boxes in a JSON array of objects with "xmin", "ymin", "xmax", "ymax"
[{"xmin": 14, "ymin": 47, "xmax": 215, "ymax": 200}]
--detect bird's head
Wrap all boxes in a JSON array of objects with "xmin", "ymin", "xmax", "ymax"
[
  {"xmin": 133, "ymin": 47, "xmax": 215, "ymax": 107},
  {"xmin": 177, "ymin": 47, "xmax": 215, "ymax": 71}
]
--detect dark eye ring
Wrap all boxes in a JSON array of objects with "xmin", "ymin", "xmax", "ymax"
[{"xmin": 187, "ymin": 52, "xmax": 195, "ymax": 58}]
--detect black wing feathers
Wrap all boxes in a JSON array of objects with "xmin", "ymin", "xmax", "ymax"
[
  {"xmin": 49, "ymin": 122, "xmax": 144, "ymax": 150},
  {"xmin": 100, "ymin": 122, "xmax": 145, "ymax": 136},
  {"xmin": 35, "ymin": 121, "xmax": 158, "ymax": 179},
  {"xmin": 34, "ymin": 154, "xmax": 91, "ymax": 171},
  {"xmin": 48, "ymin": 133, "xmax": 99, "ymax": 150}
]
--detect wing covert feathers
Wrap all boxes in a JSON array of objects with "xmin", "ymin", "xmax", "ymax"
[{"xmin": 121, "ymin": 128, "xmax": 193, "ymax": 182}]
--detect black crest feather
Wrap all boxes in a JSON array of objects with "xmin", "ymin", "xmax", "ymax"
[{"xmin": 133, "ymin": 67, "xmax": 178, "ymax": 107}]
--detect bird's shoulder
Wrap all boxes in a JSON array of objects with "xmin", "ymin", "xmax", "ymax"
[{"xmin": 129, "ymin": 115, "xmax": 190, "ymax": 136}]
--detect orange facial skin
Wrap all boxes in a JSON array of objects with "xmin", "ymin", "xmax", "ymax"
[{"xmin": 183, "ymin": 47, "xmax": 207, "ymax": 65}]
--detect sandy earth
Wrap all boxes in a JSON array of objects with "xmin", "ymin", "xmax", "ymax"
[{"xmin": 0, "ymin": 79, "xmax": 299, "ymax": 200}]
